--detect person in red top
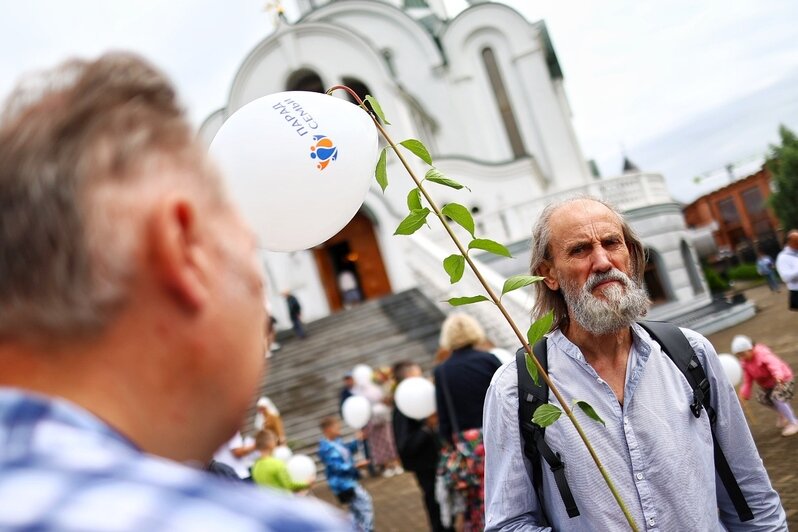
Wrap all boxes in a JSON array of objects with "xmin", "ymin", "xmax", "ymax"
[{"xmin": 732, "ymin": 334, "xmax": 798, "ymax": 436}]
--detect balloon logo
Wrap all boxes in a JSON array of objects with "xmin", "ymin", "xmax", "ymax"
[
  {"xmin": 310, "ymin": 135, "xmax": 338, "ymax": 170},
  {"xmin": 209, "ymin": 91, "xmax": 378, "ymax": 252}
]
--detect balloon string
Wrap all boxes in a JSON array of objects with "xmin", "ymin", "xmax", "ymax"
[{"xmin": 325, "ymin": 85, "xmax": 378, "ymax": 123}]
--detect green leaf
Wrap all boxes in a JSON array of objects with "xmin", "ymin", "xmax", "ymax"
[
  {"xmin": 468, "ymin": 238, "xmax": 512, "ymax": 258},
  {"xmin": 443, "ymin": 254, "xmax": 466, "ymax": 284},
  {"xmin": 525, "ymin": 351, "xmax": 540, "ymax": 386},
  {"xmin": 446, "ymin": 295, "xmax": 489, "ymax": 306},
  {"xmin": 441, "ymin": 203, "xmax": 475, "ymax": 238},
  {"xmin": 424, "ymin": 168, "xmax": 469, "ymax": 191},
  {"xmin": 574, "ymin": 400, "xmax": 606, "ymax": 426},
  {"xmin": 375, "ymin": 148, "xmax": 388, "ymax": 192},
  {"xmin": 532, "ymin": 404, "xmax": 562, "ymax": 428},
  {"xmin": 394, "ymin": 208, "xmax": 430, "ymax": 236},
  {"xmin": 407, "ymin": 188, "xmax": 422, "ymax": 211},
  {"xmin": 400, "ymin": 139, "xmax": 432, "ymax": 166},
  {"xmin": 527, "ymin": 310, "xmax": 554, "ymax": 346},
  {"xmin": 502, "ymin": 275, "xmax": 545, "ymax": 296},
  {"xmin": 365, "ymin": 95, "xmax": 390, "ymax": 125}
]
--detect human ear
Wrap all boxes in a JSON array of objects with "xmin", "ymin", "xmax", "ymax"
[
  {"xmin": 148, "ymin": 197, "xmax": 209, "ymax": 311},
  {"xmin": 538, "ymin": 261, "xmax": 559, "ymax": 291}
]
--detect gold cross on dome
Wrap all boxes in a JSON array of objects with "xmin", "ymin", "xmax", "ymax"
[{"xmin": 264, "ymin": 1, "xmax": 286, "ymax": 25}]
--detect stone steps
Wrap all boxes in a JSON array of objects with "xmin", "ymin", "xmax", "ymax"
[{"xmin": 256, "ymin": 289, "xmax": 445, "ymax": 473}]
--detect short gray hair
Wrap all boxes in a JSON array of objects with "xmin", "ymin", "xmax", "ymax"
[
  {"xmin": 0, "ymin": 52, "xmax": 221, "ymax": 340},
  {"xmin": 529, "ymin": 196, "xmax": 646, "ymax": 331}
]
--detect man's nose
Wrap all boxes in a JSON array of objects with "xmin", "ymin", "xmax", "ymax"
[{"xmin": 591, "ymin": 247, "xmax": 613, "ymax": 272}]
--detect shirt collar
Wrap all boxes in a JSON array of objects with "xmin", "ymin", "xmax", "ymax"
[
  {"xmin": 548, "ymin": 323, "xmax": 653, "ymax": 360},
  {"xmin": 0, "ymin": 387, "xmax": 140, "ymax": 460}
]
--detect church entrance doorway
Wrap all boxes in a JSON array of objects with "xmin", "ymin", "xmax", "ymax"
[{"xmin": 313, "ymin": 212, "xmax": 392, "ymax": 312}]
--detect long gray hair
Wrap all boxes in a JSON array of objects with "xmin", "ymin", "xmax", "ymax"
[{"xmin": 529, "ymin": 196, "xmax": 646, "ymax": 331}]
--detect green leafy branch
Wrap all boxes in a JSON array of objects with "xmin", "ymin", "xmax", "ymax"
[{"xmin": 327, "ymin": 85, "xmax": 638, "ymax": 531}]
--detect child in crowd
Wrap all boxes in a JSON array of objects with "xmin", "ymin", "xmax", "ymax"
[
  {"xmin": 251, "ymin": 430, "xmax": 308, "ymax": 493},
  {"xmin": 732, "ymin": 335, "xmax": 798, "ymax": 436},
  {"xmin": 318, "ymin": 417, "xmax": 374, "ymax": 532}
]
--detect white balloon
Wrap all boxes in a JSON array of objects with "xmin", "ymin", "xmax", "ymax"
[
  {"xmin": 273, "ymin": 445, "xmax": 293, "ymax": 462},
  {"xmin": 395, "ymin": 377, "xmax": 437, "ymax": 420},
  {"xmin": 718, "ymin": 353, "xmax": 743, "ymax": 387},
  {"xmin": 342, "ymin": 395, "xmax": 372, "ymax": 429},
  {"xmin": 352, "ymin": 364, "xmax": 373, "ymax": 386},
  {"xmin": 209, "ymin": 91, "xmax": 379, "ymax": 252},
  {"xmin": 286, "ymin": 454, "xmax": 316, "ymax": 484}
]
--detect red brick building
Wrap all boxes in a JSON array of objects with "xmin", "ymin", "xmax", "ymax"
[{"xmin": 683, "ymin": 166, "xmax": 782, "ymax": 261}]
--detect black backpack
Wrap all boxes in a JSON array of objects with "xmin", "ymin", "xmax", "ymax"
[{"xmin": 515, "ymin": 320, "xmax": 753, "ymax": 524}]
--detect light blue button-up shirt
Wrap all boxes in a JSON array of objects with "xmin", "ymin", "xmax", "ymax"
[
  {"xmin": 483, "ymin": 324, "xmax": 786, "ymax": 531},
  {"xmin": 0, "ymin": 388, "xmax": 348, "ymax": 531}
]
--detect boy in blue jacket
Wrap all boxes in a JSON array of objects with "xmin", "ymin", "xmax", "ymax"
[{"xmin": 318, "ymin": 416, "xmax": 374, "ymax": 531}]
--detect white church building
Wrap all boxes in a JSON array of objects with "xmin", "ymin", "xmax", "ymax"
[{"xmin": 200, "ymin": 0, "xmax": 753, "ymax": 343}]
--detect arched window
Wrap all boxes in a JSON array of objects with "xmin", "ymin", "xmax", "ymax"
[
  {"xmin": 481, "ymin": 47, "xmax": 525, "ymax": 158},
  {"xmin": 681, "ymin": 240, "xmax": 704, "ymax": 295},
  {"xmin": 341, "ymin": 77, "xmax": 387, "ymax": 148},
  {"xmin": 341, "ymin": 77, "xmax": 377, "ymax": 116},
  {"xmin": 643, "ymin": 248, "xmax": 671, "ymax": 304},
  {"xmin": 342, "ymin": 78, "xmax": 371, "ymax": 104},
  {"xmin": 286, "ymin": 69, "xmax": 324, "ymax": 93}
]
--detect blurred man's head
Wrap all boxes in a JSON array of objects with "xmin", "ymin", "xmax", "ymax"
[
  {"xmin": 0, "ymin": 53, "xmax": 266, "ymax": 462},
  {"xmin": 787, "ymin": 230, "xmax": 798, "ymax": 251},
  {"xmin": 392, "ymin": 361, "xmax": 422, "ymax": 384}
]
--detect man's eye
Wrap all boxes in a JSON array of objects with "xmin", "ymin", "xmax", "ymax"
[{"xmin": 569, "ymin": 245, "xmax": 587, "ymax": 256}]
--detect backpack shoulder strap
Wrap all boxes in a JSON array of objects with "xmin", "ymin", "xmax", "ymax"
[
  {"xmin": 637, "ymin": 320, "xmax": 753, "ymax": 522},
  {"xmin": 637, "ymin": 320, "xmax": 711, "ymax": 419},
  {"xmin": 516, "ymin": 340, "xmax": 580, "ymax": 520}
]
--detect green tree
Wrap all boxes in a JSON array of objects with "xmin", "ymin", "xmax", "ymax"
[{"xmin": 767, "ymin": 125, "xmax": 798, "ymax": 231}]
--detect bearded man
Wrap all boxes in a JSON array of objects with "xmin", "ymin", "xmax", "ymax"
[{"xmin": 483, "ymin": 197, "xmax": 786, "ymax": 531}]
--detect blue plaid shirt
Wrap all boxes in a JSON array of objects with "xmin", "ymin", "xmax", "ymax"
[{"xmin": 0, "ymin": 388, "xmax": 348, "ymax": 531}]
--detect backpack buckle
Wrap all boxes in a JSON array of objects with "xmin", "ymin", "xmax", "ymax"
[
  {"xmin": 690, "ymin": 398, "xmax": 703, "ymax": 418},
  {"xmin": 549, "ymin": 452, "xmax": 565, "ymax": 472},
  {"xmin": 691, "ymin": 378, "xmax": 710, "ymax": 418}
]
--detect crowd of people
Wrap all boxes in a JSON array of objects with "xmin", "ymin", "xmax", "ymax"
[{"xmin": 0, "ymin": 51, "xmax": 793, "ymax": 532}]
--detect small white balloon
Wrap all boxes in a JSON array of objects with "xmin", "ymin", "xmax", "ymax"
[
  {"xmin": 273, "ymin": 445, "xmax": 293, "ymax": 462},
  {"xmin": 395, "ymin": 377, "xmax": 437, "ymax": 420},
  {"xmin": 718, "ymin": 353, "xmax": 743, "ymax": 387},
  {"xmin": 342, "ymin": 395, "xmax": 372, "ymax": 429},
  {"xmin": 352, "ymin": 364, "xmax": 373, "ymax": 386},
  {"xmin": 286, "ymin": 454, "xmax": 316, "ymax": 484},
  {"xmin": 209, "ymin": 91, "xmax": 379, "ymax": 252}
]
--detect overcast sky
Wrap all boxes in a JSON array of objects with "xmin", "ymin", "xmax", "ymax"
[{"xmin": 1, "ymin": 0, "xmax": 797, "ymax": 203}]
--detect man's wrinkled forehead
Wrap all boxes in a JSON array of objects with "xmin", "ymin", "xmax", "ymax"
[{"xmin": 548, "ymin": 200, "xmax": 623, "ymax": 243}]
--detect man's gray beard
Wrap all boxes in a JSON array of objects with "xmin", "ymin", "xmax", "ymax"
[{"xmin": 559, "ymin": 269, "xmax": 650, "ymax": 335}]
